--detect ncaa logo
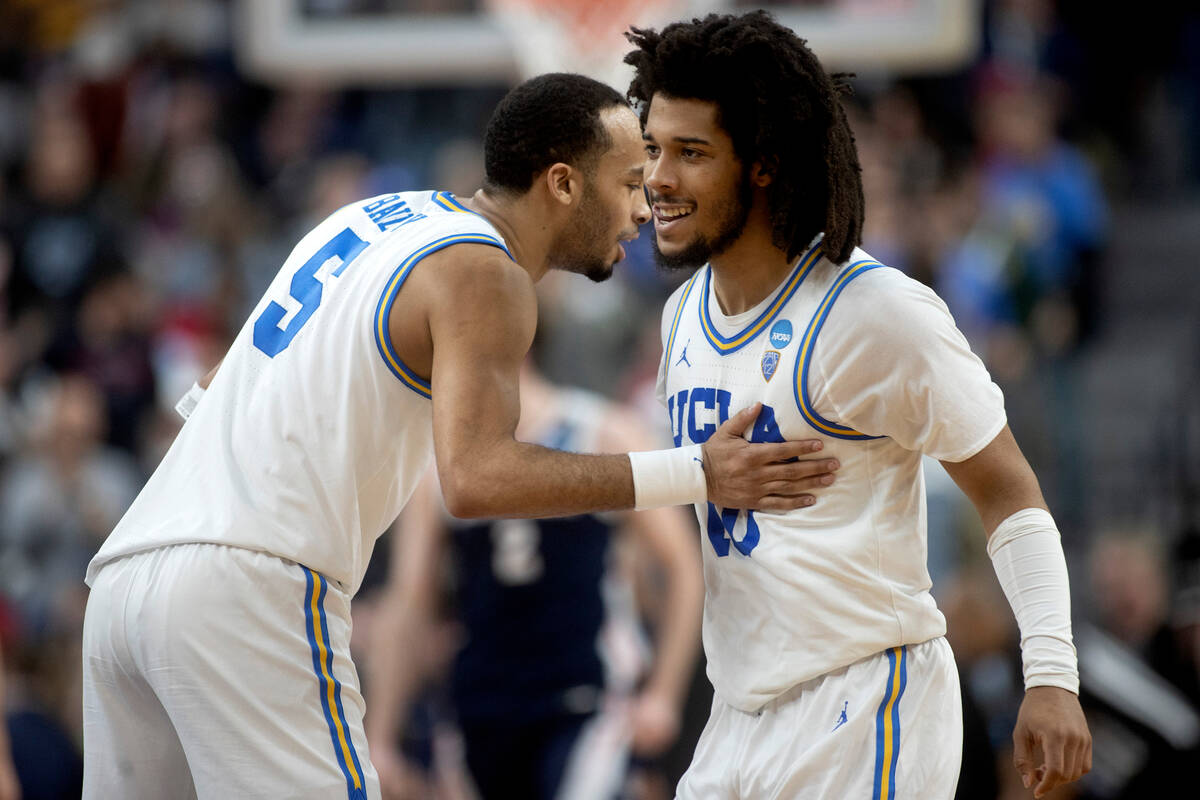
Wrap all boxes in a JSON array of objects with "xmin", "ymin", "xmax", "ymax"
[
  {"xmin": 761, "ymin": 350, "xmax": 781, "ymax": 382},
  {"xmin": 769, "ymin": 320, "xmax": 793, "ymax": 348}
]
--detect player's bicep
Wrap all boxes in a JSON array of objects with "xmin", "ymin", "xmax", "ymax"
[
  {"xmin": 426, "ymin": 251, "xmax": 536, "ymax": 479},
  {"xmin": 939, "ymin": 425, "xmax": 1047, "ymax": 534}
]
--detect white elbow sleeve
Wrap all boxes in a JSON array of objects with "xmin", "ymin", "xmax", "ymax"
[
  {"xmin": 987, "ymin": 507, "xmax": 1080, "ymax": 694},
  {"xmin": 627, "ymin": 444, "xmax": 707, "ymax": 510}
]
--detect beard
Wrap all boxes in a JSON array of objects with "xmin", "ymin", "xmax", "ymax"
[
  {"xmin": 652, "ymin": 170, "xmax": 753, "ymax": 272},
  {"xmin": 548, "ymin": 183, "xmax": 615, "ymax": 283}
]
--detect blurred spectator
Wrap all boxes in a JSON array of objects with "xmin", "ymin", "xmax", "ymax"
[
  {"xmin": 3, "ymin": 594, "xmax": 83, "ymax": 800},
  {"xmin": 1069, "ymin": 528, "xmax": 1200, "ymax": 799},
  {"xmin": 937, "ymin": 67, "xmax": 1106, "ymax": 376},
  {"xmin": 941, "ymin": 563, "xmax": 1019, "ymax": 800},
  {"xmin": 1173, "ymin": 526, "xmax": 1200, "ymax": 708},
  {"xmin": 124, "ymin": 69, "xmax": 262, "ymax": 333},
  {"xmin": 1086, "ymin": 529, "xmax": 1200, "ymax": 705},
  {"xmin": 0, "ymin": 331, "xmax": 26, "ymax": 467},
  {"xmin": 0, "ymin": 632, "xmax": 19, "ymax": 800},
  {"xmin": 4, "ymin": 88, "xmax": 127, "ymax": 364},
  {"xmin": 0, "ymin": 374, "xmax": 141, "ymax": 636},
  {"xmin": 43, "ymin": 270, "xmax": 157, "ymax": 454},
  {"xmin": 256, "ymin": 86, "xmax": 343, "ymax": 220}
]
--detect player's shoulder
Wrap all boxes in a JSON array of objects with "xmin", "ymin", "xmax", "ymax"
[
  {"xmin": 325, "ymin": 189, "xmax": 434, "ymax": 229},
  {"xmin": 817, "ymin": 248, "xmax": 958, "ymax": 349},
  {"xmin": 332, "ymin": 189, "xmax": 506, "ymax": 245},
  {"xmin": 833, "ymin": 247, "xmax": 913, "ymax": 290},
  {"xmin": 419, "ymin": 241, "xmax": 535, "ymax": 326},
  {"xmin": 829, "ymin": 248, "xmax": 945, "ymax": 316}
]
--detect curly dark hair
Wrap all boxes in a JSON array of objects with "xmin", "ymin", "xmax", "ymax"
[
  {"xmin": 624, "ymin": 11, "xmax": 864, "ymax": 264},
  {"xmin": 483, "ymin": 73, "xmax": 628, "ymax": 195}
]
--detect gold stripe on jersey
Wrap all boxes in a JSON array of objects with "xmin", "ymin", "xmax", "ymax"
[
  {"xmin": 432, "ymin": 191, "xmax": 471, "ymax": 213},
  {"xmin": 794, "ymin": 259, "xmax": 887, "ymax": 440},
  {"xmin": 698, "ymin": 240, "xmax": 823, "ymax": 354},
  {"xmin": 374, "ymin": 232, "xmax": 509, "ymax": 399},
  {"xmin": 663, "ymin": 270, "xmax": 702, "ymax": 386}
]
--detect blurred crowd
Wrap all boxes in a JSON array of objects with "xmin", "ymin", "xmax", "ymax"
[{"xmin": 0, "ymin": 1, "xmax": 1197, "ymax": 799}]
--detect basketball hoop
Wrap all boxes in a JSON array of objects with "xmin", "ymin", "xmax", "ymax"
[{"xmin": 484, "ymin": 0, "xmax": 687, "ymax": 90}]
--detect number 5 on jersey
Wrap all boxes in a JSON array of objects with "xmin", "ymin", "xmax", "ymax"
[{"xmin": 253, "ymin": 228, "xmax": 369, "ymax": 357}]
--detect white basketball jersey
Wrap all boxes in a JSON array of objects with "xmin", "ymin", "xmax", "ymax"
[
  {"xmin": 657, "ymin": 238, "xmax": 1006, "ymax": 711},
  {"xmin": 86, "ymin": 191, "xmax": 509, "ymax": 595}
]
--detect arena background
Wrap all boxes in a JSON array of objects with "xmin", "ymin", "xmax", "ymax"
[{"xmin": 0, "ymin": 1, "xmax": 1197, "ymax": 798}]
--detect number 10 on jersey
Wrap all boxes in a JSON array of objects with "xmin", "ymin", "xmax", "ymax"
[
  {"xmin": 668, "ymin": 390, "xmax": 788, "ymax": 558},
  {"xmin": 253, "ymin": 228, "xmax": 369, "ymax": 357}
]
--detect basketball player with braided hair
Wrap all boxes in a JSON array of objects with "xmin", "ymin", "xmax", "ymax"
[{"xmin": 626, "ymin": 11, "xmax": 1091, "ymax": 799}]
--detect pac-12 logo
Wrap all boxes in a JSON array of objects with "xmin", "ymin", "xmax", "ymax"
[
  {"xmin": 769, "ymin": 320, "xmax": 793, "ymax": 348},
  {"xmin": 761, "ymin": 350, "xmax": 780, "ymax": 382}
]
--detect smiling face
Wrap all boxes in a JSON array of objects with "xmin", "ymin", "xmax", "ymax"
[
  {"xmin": 642, "ymin": 94, "xmax": 753, "ymax": 271},
  {"xmin": 548, "ymin": 105, "xmax": 651, "ymax": 282}
]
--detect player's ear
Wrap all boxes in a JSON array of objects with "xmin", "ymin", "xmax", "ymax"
[
  {"xmin": 750, "ymin": 157, "xmax": 776, "ymax": 188},
  {"xmin": 544, "ymin": 162, "xmax": 578, "ymax": 208}
]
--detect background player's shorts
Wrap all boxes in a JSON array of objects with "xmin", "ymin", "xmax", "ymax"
[
  {"xmin": 458, "ymin": 699, "xmax": 631, "ymax": 800},
  {"xmin": 82, "ymin": 542, "xmax": 379, "ymax": 800},
  {"xmin": 676, "ymin": 637, "xmax": 962, "ymax": 800}
]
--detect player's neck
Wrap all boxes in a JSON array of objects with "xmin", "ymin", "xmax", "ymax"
[
  {"xmin": 707, "ymin": 216, "xmax": 794, "ymax": 316},
  {"xmin": 465, "ymin": 189, "xmax": 553, "ymax": 281}
]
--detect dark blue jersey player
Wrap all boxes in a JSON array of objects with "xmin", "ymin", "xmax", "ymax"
[{"xmin": 366, "ymin": 365, "xmax": 703, "ymax": 800}]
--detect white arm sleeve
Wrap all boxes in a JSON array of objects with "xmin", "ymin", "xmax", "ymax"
[
  {"xmin": 812, "ymin": 268, "xmax": 1006, "ymax": 460},
  {"xmin": 988, "ymin": 508, "xmax": 1080, "ymax": 693}
]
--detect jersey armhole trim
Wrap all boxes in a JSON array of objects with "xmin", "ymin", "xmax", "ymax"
[
  {"xmin": 374, "ymin": 232, "xmax": 512, "ymax": 399},
  {"xmin": 663, "ymin": 270, "xmax": 702, "ymax": 388},
  {"xmin": 792, "ymin": 259, "xmax": 888, "ymax": 440}
]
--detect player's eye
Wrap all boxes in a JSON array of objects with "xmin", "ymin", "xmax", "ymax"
[
  {"xmin": 645, "ymin": 144, "xmax": 660, "ymax": 158},
  {"xmin": 682, "ymin": 148, "xmax": 702, "ymax": 159}
]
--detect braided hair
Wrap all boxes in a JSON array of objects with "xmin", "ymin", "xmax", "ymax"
[{"xmin": 625, "ymin": 11, "xmax": 864, "ymax": 264}]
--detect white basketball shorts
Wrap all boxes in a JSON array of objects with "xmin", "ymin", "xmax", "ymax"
[
  {"xmin": 82, "ymin": 542, "xmax": 380, "ymax": 800},
  {"xmin": 677, "ymin": 637, "xmax": 962, "ymax": 799}
]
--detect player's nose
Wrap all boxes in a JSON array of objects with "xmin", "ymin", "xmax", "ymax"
[
  {"xmin": 645, "ymin": 157, "xmax": 674, "ymax": 195},
  {"xmin": 632, "ymin": 190, "xmax": 651, "ymax": 226}
]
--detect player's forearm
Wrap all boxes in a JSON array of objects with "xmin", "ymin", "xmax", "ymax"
[
  {"xmin": 364, "ymin": 604, "xmax": 426, "ymax": 744},
  {"xmin": 644, "ymin": 576, "xmax": 703, "ymax": 707},
  {"xmin": 438, "ymin": 440, "xmax": 636, "ymax": 519},
  {"xmin": 942, "ymin": 428, "xmax": 1078, "ymax": 692}
]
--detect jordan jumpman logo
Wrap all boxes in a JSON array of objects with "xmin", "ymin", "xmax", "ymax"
[
  {"xmin": 675, "ymin": 339, "xmax": 692, "ymax": 367},
  {"xmin": 832, "ymin": 701, "xmax": 849, "ymax": 732}
]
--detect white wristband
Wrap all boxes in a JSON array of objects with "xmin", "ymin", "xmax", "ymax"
[
  {"xmin": 987, "ymin": 507, "xmax": 1079, "ymax": 694},
  {"xmin": 627, "ymin": 445, "xmax": 707, "ymax": 510},
  {"xmin": 175, "ymin": 381, "xmax": 206, "ymax": 421}
]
